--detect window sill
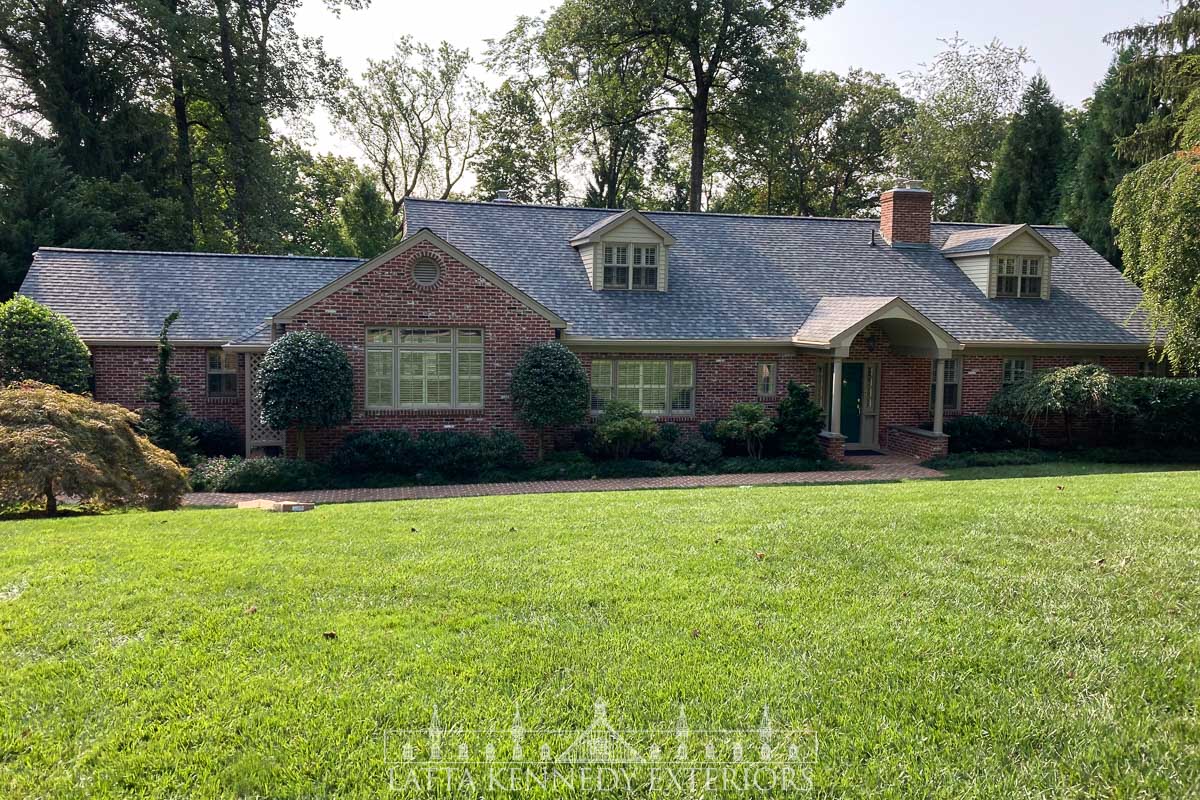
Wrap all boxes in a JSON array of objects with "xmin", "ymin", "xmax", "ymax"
[
  {"xmin": 205, "ymin": 395, "xmax": 240, "ymax": 403},
  {"xmin": 364, "ymin": 407, "xmax": 485, "ymax": 416}
]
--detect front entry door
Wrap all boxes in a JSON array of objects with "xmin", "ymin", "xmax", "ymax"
[{"xmin": 840, "ymin": 363, "xmax": 864, "ymax": 445}]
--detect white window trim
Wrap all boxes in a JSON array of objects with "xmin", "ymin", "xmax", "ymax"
[
  {"xmin": 590, "ymin": 359, "xmax": 694, "ymax": 415},
  {"xmin": 1002, "ymin": 357, "xmax": 1030, "ymax": 384},
  {"xmin": 929, "ymin": 357, "xmax": 962, "ymax": 412},
  {"xmin": 365, "ymin": 327, "xmax": 484, "ymax": 410},
  {"xmin": 757, "ymin": 361, "xmax": 777, "ymax": 397},
  {"xmin": 207, "ymin": 349, "xmax": 238, "ymax": 398},
  {"xmin": 602, "ymin": 242, "xmax": 659, "ymax": 290}
]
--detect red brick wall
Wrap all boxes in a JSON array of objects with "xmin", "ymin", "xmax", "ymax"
[
  {"xmin": 286, "ymin": 238, "xmax": 560, "ymax": 458},
  {"xmin": 880, "ymin": 188, "xmax": 932, "ymax": 245},
  {"xmin": 90, "ymin": 345, "xmax": 245, "ymax": 432}
]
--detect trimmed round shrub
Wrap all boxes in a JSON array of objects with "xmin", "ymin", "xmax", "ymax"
[
  {"xmin": 0, "ymin": 380, "xmax": 188, "ymax": 514},
  {"xmin": 593, "ymin": 400, "xmax": 658, "ymax": 459},
  {"xmin": 256, "ymin": 331, "xmax": 352, "ymax": 459},
  {"xmin": 511, "ymin": 342, "xmax": 589, "ymax": 459},
  {"xmin": 945, "ymin": 414, "xmax": 1035, "ymax": 452},
  {"xmin": 330, "ymin": 430, "xmax": 417, "ymax": 475},
  {"xmin": 0, "ymin": 295, "xmax": 91, "ymax": 393}
]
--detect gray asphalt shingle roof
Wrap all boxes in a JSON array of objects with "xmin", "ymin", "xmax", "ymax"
[
  {"xmin": 20, "ymin": 248, "xmax": 362, "ymax": 342},
  {"xmin": 404, "ymin": 199, "xmax": 1149, "ymax": 345},
  {"xmin": 940, "ymin": 225, "xmax": 1025, "ymax": 255},
  {"xmin": 794, "ymin": 296, "xmax": 899, "ymax": 342}
]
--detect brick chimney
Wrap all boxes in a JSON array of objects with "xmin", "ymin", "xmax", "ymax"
[{"xmin": 880, "ymin": 179, "xmax": 932, "ymax": 246}]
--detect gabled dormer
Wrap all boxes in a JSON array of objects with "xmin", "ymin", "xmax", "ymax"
[
  {"xmin": 940, "ymin": 224, "xmax": 1061, "ymax": 300},
  {"xmin": 570, "ymin": 209, "xmax": 676, "ymax": 292}
]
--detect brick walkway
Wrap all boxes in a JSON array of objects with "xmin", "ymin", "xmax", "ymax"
[{"xmin": 184, "ymin": 454, "xmax": 943, "ymax": 508}]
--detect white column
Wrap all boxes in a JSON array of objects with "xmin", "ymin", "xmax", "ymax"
[
  {"xmin": 830, "ymin": 357, "xmax": 844, "ymax": 435},
  {"xmin": 932, "ymin": 357, "xmax": 946, "ymax": 434}
]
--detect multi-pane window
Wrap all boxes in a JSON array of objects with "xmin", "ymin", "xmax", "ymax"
[
  {"xmin": 929, "ymin": 358, "xmax": 961, "ymax": 412},
  {"xmin": 590, "ymin": 359, "xmax": 694, "ymax": 414},
  {"xmin": 757, "ymin": 362, "xmax": 777, "ymax": 397},
  {"xmin": 207, "ymin": 349, "xmax": 238, "ymax": 398},
  {"xmin": 1002, "ymin": 357, "xmax": 1030, "ymax": 384},
  {"xmin": 365, "ymin": 328, "xmax": 484, "ymax": 409},
  {"xmin": 996, "ymin": 256, "xmax": 1043, "ymax": 298},
  {"xmin": 603, "ymin": 243, "xmax": 658, "ymax": 290}
]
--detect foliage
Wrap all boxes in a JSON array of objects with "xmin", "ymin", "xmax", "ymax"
[
  {"xmin": 651, "ymin": 424, "xmax": 723, "ymax": 465},
  {"xmin": 892, "ymin": 36, "xmax": 1031, "ymax": 221},
  {"xmin": 0, "ymin": 380, "xmax": 188, "ymax": 514},
  {"xmin": 593, "ymin": 400, "xmax": 658, "ymax": 459},
  {"xmin": 1058, "ymin": 50, "xmax": 1154, "ymax": 266},
  {"xmin": 139, "ymin": 312, "xmax": 197, "ymax": 463},
  {"xmin": 774, "ymin": 382, "xmax": 824, "ymax": 458},
  {"xmin": 188, "ymin": 455, "xmax": 245, "ymax": 492},
  {"xmin": 979, "ymin": 75, "xmax": 1067, "ymax": 224},
  {"xmin": 1110, "ymin": 377, "xmax": 1200, "ymax": 447},
  {"xmin": 330, "ymin": 428, "xmax": 526, "ymax": 480},
  {"xmin": 714, "ymin": 70, "xmax": 913, "ymax": 217},
  {"xmin": 944, "ymin": 414, "xmax": 1036, "ymax": 453},
  {"xmin": 339, "ymin": 174, "xmax": 398, "ymax": 258},
  {"xmin": 256, "ymin": 331, "xmax": 353, "ymax": 460},
  {"xmin": 186, "ymin": 418, "xmax": 244, "ymax": 459},
  {"xmin": 0, "ymin": 294, "xmax": 91, "ymax": 392},
  {"xmin": 988, "ymin": 365, "xmax": 1123, "ymax": 447},
  {"xmin": 335, "ymin": 37, "xmax": 484, "ymax": 211},
  {"xmin": 714, "ymin": 402, "xmax": 776, "ymax": 459},
  {"xmin": 474, "ymin": 80, "xmax": 563, "ymax": 204},
  {"xmin": 923, "ymin": 449, "xmax": 1058, "ymax": 470},
  {"xmin": 205, "ymin": 456, "xmax": 330, "ymax": 493},
  {"xmin": 510, "ymin": 343, "xmax": 589, "ymax": 458}
]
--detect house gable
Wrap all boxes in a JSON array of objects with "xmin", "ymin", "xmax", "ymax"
[
  {"xmin": 941, "ymin": 224, "xmax": 1061, "ymax": 300},
  {"xmin": 570, "ymin": 210, "xmax": 675, "ymax": 292}
]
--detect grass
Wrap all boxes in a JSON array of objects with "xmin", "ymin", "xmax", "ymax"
[{"xmin": 2, "ymin": 470, "xmax": 1199, "ymax": 797}]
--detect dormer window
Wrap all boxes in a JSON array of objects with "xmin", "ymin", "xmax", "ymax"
[
  {"xmin": 603, "ymin": 243, "xmax": 658, "ymax": 290},
  {"xmin": 995, "ymin": 256, "xmax": 1043, "ymax": 298}
]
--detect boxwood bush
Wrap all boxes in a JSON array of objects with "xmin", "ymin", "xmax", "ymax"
[{"xmin": 944, "ymin": 414, "xmax": 1035, "ymax": 453}]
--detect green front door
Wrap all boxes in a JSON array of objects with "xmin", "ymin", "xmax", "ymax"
[{"xmin": 840, "ymin": 363, "xmax": 864, "ymax": 445}]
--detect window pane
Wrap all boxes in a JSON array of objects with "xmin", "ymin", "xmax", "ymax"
[
  {"xmin": 603, "ymin": 245, "xmax": 614, "ymax": 265},
  {"xmin": 428, "ymin": 352, "xmax": 452, "ymax": 405},
  {"xmin": 457, "ymin": 351, "xmax": 483, "ymax": 406},
  {"xmin": 614, "ymin": 266, "xmax": 628, "ymax": 286},
  {"xmin": 617, "ymin": 361, "xmax": 641, "ymax": 406},
  {"xmin": 642, "ymin": 361, "xmax": 667, "ymax": 413},
  {"xmin": 366, "ymin": 349, "xmax": 394, "ymax": 406},
  {"xmin": 632, "ymin": 246, "xmax": 643, "ymax": 266},
  {"xmin": 758, "ymin": 362, "xmax": 775, "ymax": 396},
  {"xmin": 458, "ymin": 329, "xmax": 483, "ymax": 346},
  {"xmin": 366, "ymin": 328, "xmax": 394, "ymax": 344},
  {"xmin": 398, "ymin": 353, "xmax": 426, "ymax": 405},
  {"xmin": 208, "ymin": 349, "xmax": 222, "ymax": 371},
  {"xmin": 1021, "ymin": 276, "xmax": 1042, "ymax": 297},
  {"xmin": 401, "ymin": 329, "xmax": 451, "ymax": 345},
  {"xmin": 644, "ymin": 246, "xmax": 657, "ymax": 266},
  {"xmin": 671, "ymin": 361, "xmax": 693, "ymax": 389},
  {"xmin": 591, "ymin": 361, "xmax": 613, "ymax": 411},
  {"xmin": 944, "ymin": 384, "xmax": 959, "ymax": 408},
  {"xmin": 615, "ymin": 245, "xmax": 628, "ymax": 265}
]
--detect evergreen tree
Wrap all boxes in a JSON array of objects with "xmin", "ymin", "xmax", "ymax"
[
  {"xmin": 340, "ymin": 176, "xmax": 398, "ymax": 259},
  {"xmin": 979, "ymin": 75, "xmax": 1067, "ymax": 224},
  {"xmin": 1060, "ymin": 52, "xmax": 1156, "ymax": 266},
  {"xmin": 140, "ymin": 311, "xmax": 197, "ymax": 464}
]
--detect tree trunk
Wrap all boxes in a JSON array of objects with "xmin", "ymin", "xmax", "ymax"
[
  {"xmin": 537, "ymin": 428, "xmax": 546, "ymax": 461},
  {"xmin": 296, "ymin": 428, "xmax": 307, "ymax": 461},
  {"xmin": 165, "ymin": 0, "xmax": 196, "ymax": 247},
  {"xmin": 44, "ymin": 478, "xmax": 57, "ymax": 517},
  {"xmin": 688, "ymin": 83, "xmax": 710, "ymax": 212}
]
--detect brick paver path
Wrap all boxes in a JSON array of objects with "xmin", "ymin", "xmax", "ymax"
[{"xmin": 185, "ymin": 454, "xmax": 943, "ymax": 508}]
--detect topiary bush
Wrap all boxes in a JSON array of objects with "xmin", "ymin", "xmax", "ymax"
[
  {"xmin": 593, "ymin": 400, "xmax": 658, "ymax": 459},
  {"xmin": 510, "ymin": 342, "xmax": 590, "ymax": 459},
  {"xmin": 714, "ymin": 403, "xmax": 776, "ymax": 459},
  {"xmin": 774, "ymin": 381, "xmax": 824, "ymax": 458},
  {"xmin": 945, "ymin": 414, "xmax": 1036, "ymax": 452},
  {"xmin": 256, "ymin": 331, "xmax": 353, "ymax": 459},
  {"xmin": 0, "ymin": 380, "xmax": 188, "ymax": 514},
  {"xmin": 0, "ymin": 294, "xmax": 91, "ymax": 393}
]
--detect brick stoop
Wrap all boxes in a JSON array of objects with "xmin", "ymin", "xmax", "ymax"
[
  {"xmin": 886, "ymin": 425, "xmax": 949, "ymax": 461},
  {"xmin": 184, "ymin": 455, "xmax": 943, "ymax": 508}
]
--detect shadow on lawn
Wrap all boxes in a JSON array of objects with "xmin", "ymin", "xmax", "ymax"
[{"xmin": 937, "ymin": 461, "xmax": 1200, "ymax": 481}]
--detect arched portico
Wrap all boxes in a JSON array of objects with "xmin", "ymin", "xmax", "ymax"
[{"xmin": 793, "ymin": 296, "xmax": 963, "ymax": 449}]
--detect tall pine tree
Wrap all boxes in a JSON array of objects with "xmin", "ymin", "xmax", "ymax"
[
  {"xmin": 1059, "ymin": 50, "xmax": 1154, "ymax": 266},
  {"xmin": 979, "ymin": 75, "xmax": 1067, "ymax": 224}
]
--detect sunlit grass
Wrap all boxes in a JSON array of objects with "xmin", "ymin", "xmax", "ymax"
[{"xmin": 1, "ymin": 470, "xmax": 1198, "ymax": 798}]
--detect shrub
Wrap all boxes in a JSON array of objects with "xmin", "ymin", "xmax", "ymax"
[
  {"xmin": 189, "ymin": 456, "xmax": 244, "ymax": 492},
  {"xmin": 256, "ymin": 331, "xmax": 352, "ymax": 459},
  {"xmin": 511, "ymin": 342, "xmax": 589, "ymax": 459},
  {"xmin": 139, "ymin": 311, "xmax": 197, "ymax": 463},
  {"xmin": 945, "ymin": 414, "xmax": 1036, "ymax": 452},
  {"xmin": 0, "ymin": 294, "xmax": 91, "ymax": 393},
  {"xmin": 329, "ymin": 430, "xmax": 416, "ymax": 475},
  {"xmin": 654, "ymin": 430, "xmax": 723, "ymax": 465},
  {"xmin": 774, "ymin": 381, "xmax": 824, "ymax": 458},
  {"xmin": 593, "ymin": 400, "xmax": 658, "ymax": 459},
  {"xmin": 1111, "ymin": 377, "xmax": 1200, "ymax": 447},
  {"xmin": 990, "ymin": 365, "xmax": 1122, "ymax": 447},
  {"xmin": 211, "ymin": 457, "xmax": 329, "ymax": 493},
  {"xmin": 924, "ymin": 449, "xmax": 1057, "ymax": 470},
  {"xmin": 0, "ymin": 381, "xmax": 188, "ymax": 514},
  {"xmin": 714, "ymin": 403, "xmax": 776, "ymax": 459},
  {"xmin": 481, "ymin": 428, "xmax": 526, "ymax": 470},
  {"xmin": 188, "ymin": 418, "xmax": 243, "ymax": 458},
  {"xmin": 330, "ymin": 428, "xmax": 526, "ymax": 479}
]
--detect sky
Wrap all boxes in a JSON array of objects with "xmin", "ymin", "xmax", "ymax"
[{"xmin": 294, "ymin": 0, "xmax": 1167, "ymax": 159}]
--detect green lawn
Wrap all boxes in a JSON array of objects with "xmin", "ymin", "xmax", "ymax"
[{"xmin": 2, "ymin": 470, "xmax": 1198, "ymax": 798}]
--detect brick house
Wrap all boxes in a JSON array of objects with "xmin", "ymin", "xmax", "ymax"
[{"xmin": 19, "ymin": 182, "xmax": 1157, "ymax": 461}]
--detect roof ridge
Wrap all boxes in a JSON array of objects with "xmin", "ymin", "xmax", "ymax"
[{"xmin": 35, "ymin": 247, "xmax": 365, "ymax": 262}]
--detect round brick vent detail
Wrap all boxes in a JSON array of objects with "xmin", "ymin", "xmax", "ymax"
[{"xmin": 411, "ymin": 257, "xmax": 441, "ymax": 287}]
